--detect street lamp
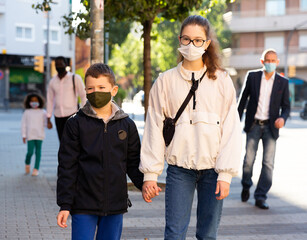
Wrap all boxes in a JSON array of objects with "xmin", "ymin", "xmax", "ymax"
[{"xmin": 284, "ymin": 19, "xmax": 307, "ymax": 78}]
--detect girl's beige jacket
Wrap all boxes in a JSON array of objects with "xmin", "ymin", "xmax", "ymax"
[{"xmin": 139, "ymin": 62, "xmax": 242, "ymax": 184}]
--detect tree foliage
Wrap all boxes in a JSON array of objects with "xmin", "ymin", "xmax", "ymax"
[{"xmin": 32, "ymin": 0, "xmax": 234, "ymax": 116}]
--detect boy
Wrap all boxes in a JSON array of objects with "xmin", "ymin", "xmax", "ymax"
[{"xmin": 56, "ymin": 63, "xmax": 144, "ymax": 240}]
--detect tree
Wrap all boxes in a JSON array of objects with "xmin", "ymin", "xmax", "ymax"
[{"xmin": 104, "ymin": 0, "xmax": 205, "ymax": 117}]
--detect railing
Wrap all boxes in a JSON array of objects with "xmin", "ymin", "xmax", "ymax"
[
  {"xmin": 228, "ymin": 8, "xmax": 307, "ymax": 19},
  {"xmin": 223, "ymin": 47, "xmax": 307, "ymax": 56}
]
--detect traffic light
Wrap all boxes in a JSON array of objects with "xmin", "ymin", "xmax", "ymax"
[
  {"xmin": 51, "ymin": 60, "xmax": 57, "ymax": 77},
  {"xmin": 34, "ymin": 56, "xmax": 44, "ymax": 73}
]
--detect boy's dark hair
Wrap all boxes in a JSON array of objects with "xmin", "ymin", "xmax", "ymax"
[
  {"xmin": 85, "ymin": 63, "xmax": 116, "ymax": 86},
  {"xmin": 55, "ymin": 56, "xmax": 68, "ymax": 66},
  {"xmin": 24, "ymin": 92, "xmax": 45, "ymax": 109}
]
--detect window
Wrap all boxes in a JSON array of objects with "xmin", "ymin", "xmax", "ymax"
[
  {"xmin": 51, "ymin": 30, "xmax": 58, "ymax": 42},
  {"xmin": 266, "ymin": 0, "xmax": 285, "ymax": 16},
  {"xmin": 299, "ymin": 34, "xmax": 307, "ymax": 50},
  {"xmin": 43, "ymin": 27, "xmax": 61, "ymax": 44},
  {"xmin": 15, "ymin": 24, "xmax": 34, "ymax": 41},
  {"xmin": 301, "ymin": 0, "xmax": 307, "ymax": 11},
  {"xmin": 265, "ymin": 36, "xmax": 284, "ymax": 53}
]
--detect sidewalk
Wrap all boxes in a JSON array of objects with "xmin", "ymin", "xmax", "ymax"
[{"xmin": 1, "ymin": 107, "xmax": 307, "ymax": 239}]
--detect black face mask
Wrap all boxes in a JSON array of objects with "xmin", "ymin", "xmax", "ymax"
[
  {"xmin": 87, "ymin": 91, "xmax": 111, "ymax": 108},
  {"xmin": 56, "ymin": 67, "xmax": 66, "ymax": 75}
]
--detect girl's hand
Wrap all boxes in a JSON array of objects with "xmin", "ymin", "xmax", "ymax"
[
  {"xmin": 22, "ymin": 138, "xmax": 26, "ymax": 144},
  {"xmin": 215, "ymin": 181, "xmax": 230, "ymax": 200},
  {"xmin": 142, "ymin": 181, "xmax": 162, "ymax": 203},
  {"xmin": 57, "ymin": 210, "xmax": 70, "ymax": 228}
]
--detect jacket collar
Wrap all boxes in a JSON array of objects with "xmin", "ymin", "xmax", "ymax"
[
  {"xmin": 177, "ymin": 61, "xmax": 207, "ymax": 81},
  {"xmin": 81, "ymin": 100, "xmax": 128, "ymax": 121}
]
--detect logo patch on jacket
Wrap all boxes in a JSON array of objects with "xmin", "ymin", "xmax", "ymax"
[{"xmin": 118, "ymin": 130, "xmax": 127, "ymax": 140}]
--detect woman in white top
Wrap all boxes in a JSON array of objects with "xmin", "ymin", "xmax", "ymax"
[
  {"xmin": 139, "ymin": 15, "xmax": 242, "ymax": 240},
  {"xmin": 21, "ymin": 93, "xmax": 47, "ymax": 176}
]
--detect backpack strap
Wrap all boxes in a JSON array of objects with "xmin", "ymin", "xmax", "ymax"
[{"xmin": 72, "ymin": 74, "xmax": 76, "ymax": 96}]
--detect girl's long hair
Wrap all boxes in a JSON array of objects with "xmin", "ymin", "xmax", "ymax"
[{"xmin": 177, "ymin": 15, "xmax": 224, "ymax": 80}]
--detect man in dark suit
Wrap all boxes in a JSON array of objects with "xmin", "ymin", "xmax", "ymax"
[{"xmin": 238, "ymin": 49, "xmax": 290, "ymax": 209}]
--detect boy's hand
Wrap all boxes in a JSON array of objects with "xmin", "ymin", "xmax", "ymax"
[
  {"xmin": 57, "ymin": 210, "xmax": 70, "ymax": 228},
  {"xmin": 215, "ymin": 180, "xmax": 230, "ymax": 200},
  {"xmin": 22, "ymin": 138, "xmax": 26, "ymax": 144},
  {"xmin": 142, "ymin": 181, "xmax": 162, "ymax": 203}
]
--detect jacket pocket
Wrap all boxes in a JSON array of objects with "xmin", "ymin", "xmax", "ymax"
[
  {"xmin": 192, "ymin": 111, "xmax": 221, "ymax": 127},
  {"xmin": 165, "ymin": 111, "xmax": 221, "ymax": 163},
  {"xmin": 191, "ymin": 111, "xmax": 221, "ymax": 159}
]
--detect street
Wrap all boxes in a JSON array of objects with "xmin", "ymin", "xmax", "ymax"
[{"xmin": 0, "ymin": 104, "xmax": 307, "ymax": 239}]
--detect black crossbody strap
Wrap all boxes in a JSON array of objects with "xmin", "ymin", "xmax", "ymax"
[
  {"xmin": 72, "ymin": 74, "xmax": 76, "ymax": 96},
  {"xmin": 173, "ymin": 70, "xmax": 207, "ymax": 123}
]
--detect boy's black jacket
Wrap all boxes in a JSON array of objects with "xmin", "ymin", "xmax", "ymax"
[{"xmin": 57, "ymin": 101, "xmax": 144, "ymax": 216}]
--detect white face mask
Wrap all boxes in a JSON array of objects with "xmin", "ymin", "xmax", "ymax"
[{"xmin": 178, "ymin": 44, "xmax": 205, "ymax": 61}]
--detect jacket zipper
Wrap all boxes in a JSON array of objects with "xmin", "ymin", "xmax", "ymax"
[
  {"xmin": 103, "ymin": 121, "xmax": 109, "ymax": 214},
  {"xmin": 104, "ymin": 122, "xmax": 107, "ymax": 133}
]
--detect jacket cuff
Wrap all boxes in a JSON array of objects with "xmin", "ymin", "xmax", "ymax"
[
  {"xmin": 217, "ymin": 172, "xmax": 232, "ymax": 184},
  {"xmin": 60, "ymin": 205, "xmax": 71, "ymax": 212},
  {"xmin": 143, "ymin": 173, "xmax": 158, "ymax": 182}
]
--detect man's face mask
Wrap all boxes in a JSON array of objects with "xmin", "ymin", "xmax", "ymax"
[
  {"xmin": 264, "ymin": 63, "xmax": 276, "ymax": 73},
  {"xmin": 86, "ymin": 91, "xmax": 112, "ymax": 108}
]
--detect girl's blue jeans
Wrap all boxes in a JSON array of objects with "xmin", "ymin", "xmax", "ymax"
[
  {"xmin": 164, "ymin": 165, "xmax": 223, "ymax": 240},
  {"xmin": 71, "ymin": 214, "xmax": 123, "ymax": 240}
]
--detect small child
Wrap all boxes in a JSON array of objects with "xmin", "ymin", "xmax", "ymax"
[
  {"xmin": 21, "ymin": 92, "xmax": 47, "ymax": 176},
  {"xmin": 56, "ymin": 63, "xmax": 144, "ymax": 240}
]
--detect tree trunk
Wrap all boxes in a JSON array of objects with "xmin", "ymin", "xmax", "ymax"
[
  {"xmin": 143, "ymin": 19, "xmax": 153, "ymax": 120},
  {"xmin": 90, "ymin": 0, "xmax": 104, "ymax": 63}
]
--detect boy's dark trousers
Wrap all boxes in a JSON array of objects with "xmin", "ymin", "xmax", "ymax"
[{"xmin": 55, "ymin": 116, "xmax": 71, "ymax": 141}]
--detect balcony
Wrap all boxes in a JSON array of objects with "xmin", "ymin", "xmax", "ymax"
[
  {"xmin": 224, "ymin": 9, "xmax": 307, "ymax": 33},
  {"xmin": 222, "ymin": 47, "xmax": 307, "ymax": 70}
]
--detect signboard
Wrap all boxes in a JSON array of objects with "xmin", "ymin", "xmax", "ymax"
[{"xmin": 0, "ymin": 69, "xmax": 3, "ymax": 80}]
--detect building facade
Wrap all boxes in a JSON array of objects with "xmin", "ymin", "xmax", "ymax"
[
  {"xmin": 223, "ymin": 0, "xmax": 307, "ymax": 106},
  {"xmin": 0, "ymin": 0, "xmax": 74, "ymax": 108}
]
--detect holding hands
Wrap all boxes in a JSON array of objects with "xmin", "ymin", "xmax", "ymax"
[{"xmin": 142, "ymin": 181, "xmax": 162, "ymax": 203}]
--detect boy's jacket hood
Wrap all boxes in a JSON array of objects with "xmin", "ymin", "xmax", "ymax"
[{"xmin": 80, "ymin": 100, "xmax": 128, "ymax": 120}]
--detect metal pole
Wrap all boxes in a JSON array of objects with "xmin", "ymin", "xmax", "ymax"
[
  {"xmin": 4, "ymin": 67, "xmax": 9, "ymax": 111},
  {"xmin": 69, "ymin": 0, "xmax": 75, "ymax": 72},
  {"xmin": 105, "ymin": 30, "xmax": 109, "ymax": 64},
  {"xmin": 90, "ymin": 0, "xmax": 104, "ymax": 64},
  {"xmin": 46, "ymin": 10, "xmax": 50, "ymax": 94},
  {"xmin": 284, "ymin": 19, "xmax": 307, "ymax": 78}
]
